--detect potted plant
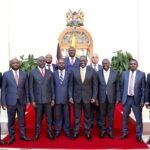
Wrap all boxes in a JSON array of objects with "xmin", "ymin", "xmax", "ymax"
[
  {"xmin": 20, "ymin": 54, "xmax": 37, "ymax": 74},
  {"xmin": 111, "ymin": 50, "xmax": 133, "ymax": 77}
]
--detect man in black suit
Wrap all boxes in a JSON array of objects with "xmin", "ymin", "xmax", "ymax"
[
  {"xmin": 69, "ymin": 56, "xmax": 98, "ymax": 141},
  {"xmin": 1, "ymin": 58, "xmax": 31, "ymax": 144},
  {"xmin": 45, "ymin": 54, "xmax": 58, "ymax": 126},
  {"xmin": 88, "ymin": 53, "xmax": 102, "ymax": 128},
  {"xmin": 0, "ymin": 72, "xmax": 4, "ymax": 144},
  {"xmin": 97, "ymin": 58, "xmax": 120, "ymax": 139},
  {"xmin": 29, "ymin": 56, "xmax": 55, "ymax": 141}
]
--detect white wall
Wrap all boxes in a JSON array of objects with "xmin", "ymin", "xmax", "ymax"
[{"xmin": 0, "ymin": 0, "xmax": 142, "ymax": 72}]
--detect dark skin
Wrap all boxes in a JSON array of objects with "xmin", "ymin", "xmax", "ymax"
[
  {"xmin": 68, "ymin": 46, "xmax": 76, "ymax": 57},
  {"xmin": 32, "ymin": 56, "xmax": 55, "ymax": 108},
  {"xmin": 69, "ymin": 55, "xmax": 95, "ymax": 104},
  {"xmin": 58, "ymin": 59, "xmax": 65, "ymax": 71},
  {"xmin": 102, "ymin": 58, "xmax": 110, "ymax": 71},
  {"xmin": 128, "ymin": 59, "xmax": 144, "ymax": 107},
  {"xmin": 2, "ymin": 58, "xmax": 30, "ymax": 110}
]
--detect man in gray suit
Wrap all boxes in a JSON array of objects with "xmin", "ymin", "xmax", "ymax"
[
  {"xmin": 119, "ymin": 59, "xmax": 146, "ymax": 143},
  {"xmin": 69, "ymin": 56, "xmax": 98, "ymax": 141},
  {"xmin": 88, "ymin": 53, "xmax": 102, "ymax": 128},
  {"xmin": 1, "ymin": 58, "xmax": 31, "ymax": 144},
  {"xmin": 97, "ymin": 58, "xmax": 120, "ymax": 139},
  {"xmin": 29, "ymin": 56, "xmax": 55, "ymax": 141}
]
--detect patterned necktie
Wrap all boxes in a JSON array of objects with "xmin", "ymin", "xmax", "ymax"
[
  {"xmin": 129, "ymin": 72, "xmax": 134, "ymax": 95},
  {"xmin": 60, "ymin": 71, "xmax": 63, "ymax": 84},
  {"xmin": 14, "ymin": 71, "xmax": 19, "ymax": 85},
  {"xmin": 80, "ymin": 68, "xmax": 85, "ymax": 83},
  {"xmin": 41, "ymin": 69, "xmax": 45, "ymax": 77}
]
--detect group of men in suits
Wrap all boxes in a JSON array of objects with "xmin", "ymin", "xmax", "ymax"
[{"xmin": 1, "ymin": 46, "xmax": 150, "ymax": 144}]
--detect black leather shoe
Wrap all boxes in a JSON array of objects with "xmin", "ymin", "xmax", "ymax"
[
  {"xmin": 100, "ymin": 133, "xmax": 106, "ymax": 139},
  {"xmin": 86, "ymin": 134, "xmax": 92, "ymax": 141},
  {"xmin": 55, "ymin": 133, "xmax": 60, "ymax": 138},
  {"xmin": 48, "ymin": 134, "xmax": 55, "ymax": 140},
  {"xmin": 147, "ymin": 138, "xmax": 150, "ymax": 144},
  {"xmin": 20, "ymin": 136, "xmax": 31, "ymax": 141},
  {"xmin": 0, "ymin": 140, "xmax": 4, "ymax": 145},
  {"xmin": 33, "ymin": 135, "xmax": 39, "ymax": 141},
  {"xmin": 72, "ymin": 134, "xmax": 79, "ymax": 140},
  {"xmin": 65, "ymin": 133, "xmax": 71, "ymax": 138},
  {"xmin": 8, "ymin": 137, "xmax": 15, "ymax": 144},
  {"xmin": 136, "ymin": 136, "xmax": 143, "ymax": 143},
  {"xmin": 108, "ymin": 133, "xmax": 114, "ymax": 139},
  {"xmin": 119, "ymin": 134, "xmax": 128, "ymax": 140}
]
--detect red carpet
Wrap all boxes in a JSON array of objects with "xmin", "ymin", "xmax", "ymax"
[{"xmin": 1, "ymin": 104, "xmax": 148, "ymax": 149}]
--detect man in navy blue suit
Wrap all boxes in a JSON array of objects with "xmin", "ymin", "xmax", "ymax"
[
  {"xmin": 145, "ymin": 73, "xmax": 150, "ymax": 144},
  {"xmin": 53, "ymin": 58, "xmax": 71, "ymax": 138},
  {"xmin": 45, "ymin": 54, "xmax": 58, "ymax": 125},
  {"xmin": 29, "ymin": 56, "xmax": 55, "ymax": 141},
  {"xmin": 64, "ymin": 46, "xmax": 80, "ymax": 72},
  {"xmin": 1, "ymin": 58, "xmax": 31, "ymax": 144},
  {"xmin": 119, "ymin": 59, "xmax": 146, "ymax": 143},
  {"xmin": 69, "ymin": 56, "xmax": 98, "ymax": 141},
  {"xmin": 0, "ymin": 72, "xmax": 4, "ymax": 144}
]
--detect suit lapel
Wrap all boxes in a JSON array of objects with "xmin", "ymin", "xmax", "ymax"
[
  {"xmin": 107, "ymin": 69, "xmax": 112, "ymax": 85},
  {"xmin": 18, "ymin": 70, "xmax": 23, "ymax": 86},
  {"xmin": 10, "ymin": 70, "xmax": 17, "ymax": 85}
]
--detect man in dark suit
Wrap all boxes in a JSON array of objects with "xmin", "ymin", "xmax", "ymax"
[
  {"xmin": 119, "ymin": 58, "xmax": 146, "ymax": 143},
  {"xmin": 144, "ymin": 73, "xmax": 150, "ymax": 144},
  {"xmin": 97, "ymin": 58, "xmax": 120, "ymax": 139},
  {"xmin": 29, "ymin": 56, "xmax": 55, "ymax": 141},
  {"xmin": 53, "ymin": 58, "xmax": 71, "ymax": 138},
  {"xmin": 88, "ymin": 53, "xmax": 102, "ymax": 128},
  {"xmin": 0, "ymin": 72, "xmax": 4, "ymax": 144},
  {"xmin": 64, "ymin": 46, "xmax": 80, "ymax": 72},
  {"xmin": 45, "ymin": 54, "xmax": 58, "ymax": 125},
  {"xmin": 69, "ymin": 56, "xmax": 98, "ymax": 141},
  {"xmin": 1, "ymin": 58, "xmax": 31, "ymax": 144}
]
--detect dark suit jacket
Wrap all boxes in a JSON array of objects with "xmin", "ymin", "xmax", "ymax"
[
  {"xmin": 53, "ymin": 70, "xmax": 71, "ymax": 104},
  {"xmin": 88, "ymin": 64, "xmax": 102, "ymax": 71},
  {"xmin": 0, "ymin": 72, "xmax": 2, "ymax": 88},
  {"xmin": 121, "ymin": 70, "xmax": 146, "ymax": 105},
  {"xmin": 69, "ymin": 66, "xmax": 98, "ymax": 104},
  {"xmin": 29, "ymin": 68, "xmax": 55, "ymax": 103},
  {"xmin": 97, "ymin": 69, "xmax": 120, "ymax": 104},
  {"xmin": 64, "ymin": 57, "xmax": 80, "ymax": 72},
  {"xmin": 145, "ymin": 73, "xmax": 150, "ymax": 103},
  {"xmin": 1, "ymin": 70, "xmax": 29, "ymax": 106},
  {"xmin": 45, "ymin": 63, "xmax": 58, "ymax": 72}
]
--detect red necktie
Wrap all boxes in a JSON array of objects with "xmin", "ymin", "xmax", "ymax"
[
  {"xmin": 70, "ymin": 58, "xmax": 74, "ymax": 66},
  {"xmin": 41, "ymin": 69, "xmax": 45, "ymax": 77}
]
